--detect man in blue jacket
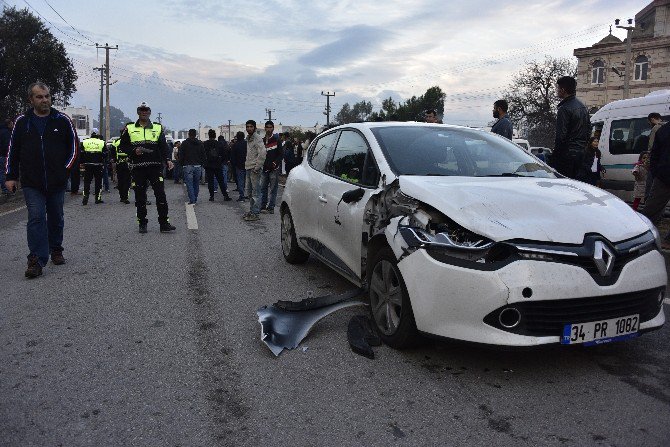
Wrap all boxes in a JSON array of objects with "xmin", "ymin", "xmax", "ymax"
[{"xmin": 4, "ymin": 82, "xmax": 78, "ymax": 278}]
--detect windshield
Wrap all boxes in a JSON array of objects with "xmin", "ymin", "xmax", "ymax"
[{"xmin": 371, "ymin": 126, "xmax": 556, "ymax": 178}]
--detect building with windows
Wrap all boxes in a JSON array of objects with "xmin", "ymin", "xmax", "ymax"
[
  {"xmin": 60, "ymin": 105, "xmax": 94, "ymax": 138},
  {"xmin": 574, "ymin": 0, "xmax": 670, "ymax": 113}
]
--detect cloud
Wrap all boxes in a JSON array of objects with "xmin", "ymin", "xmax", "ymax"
[{"xmin": 298, "ymin": 25, "xmax": 391, "ymax": 67}]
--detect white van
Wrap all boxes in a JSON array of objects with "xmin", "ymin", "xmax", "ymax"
[{"xmin": 591, "ymin": 90, "xmax": 670, "ymax": 201}]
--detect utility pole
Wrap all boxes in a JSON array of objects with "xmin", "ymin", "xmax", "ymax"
[
  {"xmin": 96, "ymin": 43, "xmax": 118, "ymax": 142},
  {"xmin": 93, "ymin": 66, "xmax": 105, "ymax": 135},
  {"xmin": 198, "ymin": 122, "xmax": 201, "ymax": 140},
  {"xmin": 321, "ymin": 91, "xmax": 335, "ymax": 126},
  {"xmin": 265, "ymin": 108, "xmax": 275, "ymax": 121},
  {"xmin": 228, "ymin": 119, "xmax": 231, "ymax": 141},
  {"xmin": 615, "ymin": 18, "xmax": 641, "ymax": 100},
  {"xmin": 157, "ymin": 112, "xmax": 163, "ymax": 124}
]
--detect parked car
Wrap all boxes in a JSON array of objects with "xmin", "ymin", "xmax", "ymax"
[
  {"xmin": 512, "ymin": 138, "xmax": 531, "ymax": 152},
  {"xmin": 280, "ymin": 122, "xmax": 666, "ymax": 348}
]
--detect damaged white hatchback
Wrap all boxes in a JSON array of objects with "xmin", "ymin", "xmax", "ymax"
[{"xmin": 280, "ymin": 122, "xmax": 666, "ymax": 348}]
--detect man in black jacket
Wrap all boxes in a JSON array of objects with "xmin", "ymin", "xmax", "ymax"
[
  {"xmin": 178, "ymin": 128, "xmax": 205, "ymax": 205},
  {"xmin": 204, "ymin": 129, "xmax": 231, "ymax": 201},
  {"xmin": 0, "ymin": 118, "xmax": 13, "ymax": 195},
  {"xmin": 642, "ymin": 122, "xmax": 670, "ymax": 249},
  {"xmin": 259, "ymin": 121, "xmax": 282, "ymax": 214},
  {"xmin": 231, "ymin": 131, "xmax": 247, "ymax": 201},
  {"xmin": 4, "ymin": 82, "xmax": 78, "ymax": 278},
  {"xmin": 551, "ymin": 76, "xmax": 590, "ymax": 178}
]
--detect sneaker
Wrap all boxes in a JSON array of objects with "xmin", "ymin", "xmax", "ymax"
[
  {"xmin": 95, "ymin": 199, "xmax": 104, "ymax": 204},
  {"xmin": 209, "ymin": 196, "xmax": 214, "ymax": 202},
  {"xmin": 121, "ymin": 199, "xmax": 130, "ymax": 204},
  {"xmin": 223, "ymin": 195, "xmax": 232, "ymax": 202},
  {"xmin": 82, "ymin": 196, "xmax": 89, "ymax": 205},
  {"xmin": 139, "ymin": 224, "xmax": 148, "ymax": 234},
  {"xmin": 51, "ymin": 251, "xmax": 66, "ymax": 265},
  {"xmin": 266, "ymin": 207, "xmax": 274, "ymax": 214},
  {"xmin": 236, "ymin": 197, "xmax": 246, "ymax": 202},
  {"xmin": 25, "ymin": 256, "xmax": 43, "ymax": 278},
  {"xmin": 160, "ymin": 223, "xmax": 176, "ymax": 233},
  {"xmin": 260, "ymin": 208, "xmax": 269, "ymax": 214},
  {"xmin": 243, "ymin": 213, "xmax": 260, "ymax": 222}
]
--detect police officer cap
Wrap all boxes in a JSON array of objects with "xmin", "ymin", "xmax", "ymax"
[
  {"xmin": 91, "ymin": 127, "xmax": 99, "ymax": 134},
  {"xmin": 137, "ymin": 101, "xmax": 151, "ymax": 110}
]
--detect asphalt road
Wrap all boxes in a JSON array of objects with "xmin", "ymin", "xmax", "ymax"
[{"xmin": 1, "ymin": 182, "xmax": 669, "ymax": 447}]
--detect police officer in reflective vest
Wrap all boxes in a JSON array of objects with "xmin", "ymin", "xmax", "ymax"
[
  {"xmin": 80, "ymin": 128, "xmax": 107, "ymax": 205},
  {"xmin": 119, "ymin": 102, "xmax": 175, "ymax": 233},
  {"xmin": 111, "ymin": 130, "xmax": 131, "ymax": 204}
]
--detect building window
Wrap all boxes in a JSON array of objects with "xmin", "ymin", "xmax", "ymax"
[
  {"xmin": 591, "ymin": 60, "xmax": 605, "ymax": 84},
  {"xmin": 634, "ymin": 55, "xmax": 649, "ymax": 81}
]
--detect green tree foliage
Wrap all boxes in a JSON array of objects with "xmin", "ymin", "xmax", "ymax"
[
  {"xmin": 0, "ymin": 7, "xmax": 77, "ymax": 120},
  {"xmin": 95, "ymin": 106, "xmax": 134, "ymax": 137},
  {"xmin": 334, "ymin": 100, "xmax": 373, "ymax": 125},
  {"xmin": 504, "ymin": 56, "xmax": 576, "ymax": 148},
  {"xmin": 367, "ymin": 86, "xmax": 446, "ymax": 122}
]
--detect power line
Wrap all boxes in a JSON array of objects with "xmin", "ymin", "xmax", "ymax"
[
  {"xmin": 42, "ymin": 0, "xmax": 95, "ymax": 44},
  {"xmin": 21, "ymin": 0, "xmax": 95, "ymax": 47}
]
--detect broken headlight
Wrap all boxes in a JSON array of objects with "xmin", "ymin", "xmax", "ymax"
[{"xmin": 399, "ymin": 219, "xmax": 515, "ymax": 267}]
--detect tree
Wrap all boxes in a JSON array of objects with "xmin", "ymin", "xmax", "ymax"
[
  {"xmin": 504, "ymin": 56, "xmax": 576, "ymax": 148},
  {"xmin": 95, "ymin": 106, "xmax": 134, "ymax": 137},
  {"xmin": 334, "ymin": 100, "xmax": 373, "ymax": 125},
  {"xmin": 368, "ymin": 86, "xmax": 446, "ymax": 122},
  {"xmin": 0, "ymin": 7, "xmax": 77, "ymax": 120}
]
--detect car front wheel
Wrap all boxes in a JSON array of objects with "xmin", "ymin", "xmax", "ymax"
[
  {"xmin": 281, "ymin": 208, "xmax": 309, "ymax": 264},
  {"xmin": 368, "ymin": 246, "xmax": 417, "ymax": 348}
]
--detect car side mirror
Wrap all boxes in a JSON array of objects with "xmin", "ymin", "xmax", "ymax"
[{"xmin": 341, "ymin": 187, "xmax": 365, "ymax": 204}]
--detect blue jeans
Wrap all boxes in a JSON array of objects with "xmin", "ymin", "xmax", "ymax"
[
  {"xmin": 173, "ymin": 161, "xmax": 182, "ymax": 183},
  {"xmin": 183, "ymin": 165, "xmax": 202, "ymax": 203},
  {"xmin": 23, "ymin": 186, "xmax": 65, "ymax": 266},
  {"xmin": 260, "ymin": 169, "xmax": 279, "ymax": 210},
  {"xmin": 236, "ymin": 167, "xmax": 246, "ymax": 199},
  {"xmin": 221, "ymin": 164, "xmax": 229, "ymax": 191},
  {"xmin": 0, "ymin": 156, "xmax": 8, "ymax": 193},
  {"xmin": 244, "ymin": 169, "xmax": 262, "ymax": 215}
]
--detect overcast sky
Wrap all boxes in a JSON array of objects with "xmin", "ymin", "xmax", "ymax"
[{"xmin": 3, "ymin": 0, "xmax": 645, "ymax": 131}]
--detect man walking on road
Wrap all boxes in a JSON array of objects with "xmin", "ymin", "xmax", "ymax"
[
  {"xmin": 231, "ymin": 131, "xmax": 247, "ymax": 201},
  {"xmin": 4, "ymin": 82, "xmax": 78, "ymax": 278},
  {"xmin": 204, "ymin": 129, "xmax": 231, "ymax": 202},
  {"xmin": 179, "ymin": 128, "xmax": 205, "ymax": 205},
  {"xmin": 0, "ymin": 118, "xmax": 13, "ymax": 196},
  {"xmin": 641, "ymin": 122, "xmax": 670, "ymax": 250},
  {"xmin": 80, "ymin": 128, "xmax": 107, "ymax": 205},
  {"xmin": 259, "ymin": 121, "xmax": 282, "ymax": 214},
  {"xmin": 491, "ymin": 100, "xmax": 513, "ymax": 140},
  {"xmin": 243, "ymin": 120, "xmax": 266, "ymax": 221},
  {"xmin": 551, "ymin": 76, "xmax": 590, "ymax": 178},
  {"xmin": 119, "ymin": 101, "xmax": 175, "ymax": 234}
]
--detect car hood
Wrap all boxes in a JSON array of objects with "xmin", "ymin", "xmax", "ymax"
[{"xmin": 398, "ymin": 176, "xmax": 649, "ymax": 244}]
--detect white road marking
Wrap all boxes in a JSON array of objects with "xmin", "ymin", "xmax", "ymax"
[
  {"xmin": 0, "ymin": 205, "xmax": 27, "ymax": 217},
  {"xmin": 185, "ymin": 202, "xmax": 198, "ymax": 230}
]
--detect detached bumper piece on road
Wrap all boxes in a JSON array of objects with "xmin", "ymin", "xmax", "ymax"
[{"xmin": 256, "ymin": 289, "xmax": 366, "ymax": 356}]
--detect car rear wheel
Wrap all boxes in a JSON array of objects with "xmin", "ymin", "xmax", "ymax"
[
  {"xmin": 281, "ymin": 208, "xmax": 309, "ymax": 264},
  {"xmin": 368, "ymin": 246, "xmax": 417, "ymax": 348}
]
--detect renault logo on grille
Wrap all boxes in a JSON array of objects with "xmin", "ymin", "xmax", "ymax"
[{"xmin": 593, "ymin": 241, "xmax": 615, "ymax": 276}]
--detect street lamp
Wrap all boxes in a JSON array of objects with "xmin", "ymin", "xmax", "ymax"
[{"xmin": 615, "ymin": 18, "xmax": 643, "ymax": 99}]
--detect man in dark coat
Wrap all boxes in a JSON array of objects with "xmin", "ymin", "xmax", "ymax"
[
  {"xmin": 204, "ymin": 129, "xmax": 231, "ymax": 201},
  {"xmin": 4, "ymin": 82, "xmax": 78, "ymax": 278},
  {"xmin": 551, "ymin": 76, "xmax": 590, "ymax": 178},
  {"xmin": 231, "ymin": 131, "xmax": 247, "ymax": 201},
  {"xmin": 642, "ymin": 122, "xmax": 670, "ymax": 249}
]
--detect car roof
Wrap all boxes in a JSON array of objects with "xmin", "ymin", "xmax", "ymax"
[{"xmin": 326, "ymin": 121, "xmax": 474, "ymax": 132}]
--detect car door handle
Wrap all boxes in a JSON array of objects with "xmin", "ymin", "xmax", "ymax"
[{"xmin": 318, "ymin": 195, "xmax": 328, "ymax": 203}]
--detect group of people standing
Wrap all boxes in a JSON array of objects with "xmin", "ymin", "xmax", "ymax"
[{"xmin": 171, "ymin": 120, "xmax": 304, "ymax": 222}]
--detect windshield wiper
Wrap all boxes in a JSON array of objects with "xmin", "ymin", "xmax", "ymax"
[{"xmin": 479, "ymin": 173, "xmax": 524, "ymax": 177}]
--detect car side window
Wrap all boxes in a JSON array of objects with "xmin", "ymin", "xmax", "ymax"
[
  {"xmin": 609, "ymin": 116, "xmax": 670, "ymax": 154},
  {"xmin": 328, "ymin": 130, "xmax": 379, "ymax": 186},
  {"xmin": 309, "ymin": 132, "xmax": 338, "ymax": 172}
]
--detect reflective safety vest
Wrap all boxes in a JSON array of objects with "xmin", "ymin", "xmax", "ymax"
[
  {"xmin": 82, "ymin": 138, "xmax": 105, "ymax": 153},
  {"xmin": 113, "ymin": 138, "xmax": 127, "ymax": 160},
  {"xmin": 126, "ymin": 123, "xmax": 163, "ymax": 145}
]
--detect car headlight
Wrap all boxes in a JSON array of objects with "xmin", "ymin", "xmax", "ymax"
[
  {"xmin": 637, "ymin": 212, "xmax": 662, "ymax": 250},
  {"xmin": 398, "ymin": 219, "xmax": 515, "ymax": 267}
]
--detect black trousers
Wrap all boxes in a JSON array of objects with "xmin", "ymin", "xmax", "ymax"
[
  {"xmin": 205, "ymin": 167, "xmax": 227, "ymax": 197},
  {"xmin": 117, "ymin": 162, "xmax": 131, "ymax": 201},
  {"xmin": 70, "ymin": 163, "xmax": 80, "ymax": 193},
  {"xmin": 131, "ymin": 166, "xmax": 169, "ymax": 225},
  {"xmin": 83, "ymin": 165, "xmax": 103, "ymax": 200}
]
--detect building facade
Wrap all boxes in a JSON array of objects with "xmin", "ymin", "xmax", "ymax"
[
  {"xmin": 574, "ymin": 0, "xmax": 670, "ymax": 112},
  {"xmin": 60, "ymin": 106, "xmax": 94, "ymax": 138}
]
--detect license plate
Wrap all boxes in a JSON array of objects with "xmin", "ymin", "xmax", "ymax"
[{"xmin": 561, "ymin": 314, "xmax": 640, "ymax": 346}]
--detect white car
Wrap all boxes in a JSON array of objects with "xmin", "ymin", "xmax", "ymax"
[{"xmin": 280, "ymin": 122, "xmax": 666, "ymax": 348}]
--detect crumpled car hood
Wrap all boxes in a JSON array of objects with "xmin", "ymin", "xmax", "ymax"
[{"xmin": 398, "ymin": 176, "xmax": 650, "ymax": 244}]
